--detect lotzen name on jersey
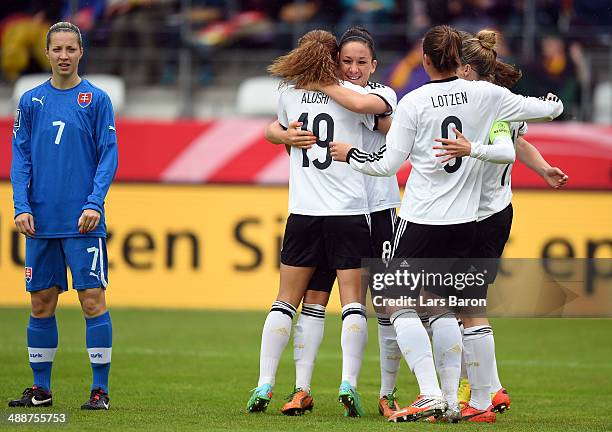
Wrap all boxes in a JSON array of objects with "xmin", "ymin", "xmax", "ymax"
[
  {"xmin": 431, "ymin": 92, "xmax": 468, "ymax": 108},
  {"xmin": 301, "ymin": 91, "xmax": 330, "ymax": 104}
]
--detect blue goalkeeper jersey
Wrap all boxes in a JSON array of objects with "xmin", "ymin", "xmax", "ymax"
[{"xmin": 11, "ymin": 78, "xmax": 118, "ymax": 238}]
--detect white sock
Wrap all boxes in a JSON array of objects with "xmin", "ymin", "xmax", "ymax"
[
  {"xmin": 463, "ymin": 325, "xmax": 495, "ymax": 410},
  {"xmin": 377, "ymin": 314, "xmax": 401, "ymax": 397},
  {"xmin": 294, "ymin": 303, "xmax": 325, "ymax": 392},
  {"xmin": 461, "ymin": 351, "xmax": 468, "ymax": 380},
  {"xmin": 490, "ymin": 351, "xmax": 503, "ymax": 393},
  {"xmin": 258, "ymin": 301, "xmax": 296, "ymax": 387},
  {"xmin": 430, "ymin": 314, "xmax": 462, "ymax": 409},
  {"xmin": 421, "ymin": 314, "xmax": 433, "ymax": 339},
  {"xmin": 458, "ymin": 319, "xmax": 468, "ymax": 379},
  {"xmin": 391, "ymin": 309, "xmax": 442, "ymax": 397},
  {"xmin": 341, "ymin": 303, "xmax": 367, "ymax": 388}
]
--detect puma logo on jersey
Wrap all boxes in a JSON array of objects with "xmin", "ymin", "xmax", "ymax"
[
  {"xmin": 89, "ymin": 271, "xmax": 100, "ymax": 281},
  {"xmin": 32, "ymin": 96, "xmax": 45, "ymax": 107},
  {"xmin": 108, "ymin": 125, "xmax": 116, "ymax": 131}
]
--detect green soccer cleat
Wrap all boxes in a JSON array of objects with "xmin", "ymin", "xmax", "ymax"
[
  {"xmin": 338, "ymin": 381, "xmax": 364, "ymax": 418},
  {"xmin": 246, "ymin": 384, "xmax": 273, "ymax": 413}
]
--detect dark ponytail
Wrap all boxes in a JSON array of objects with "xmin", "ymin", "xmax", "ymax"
[
  {"xmin": 461, "ymin": 29, "xmax": 522, "ymax": 88},
  {"xmin": 493, "ymin": 60, "xmax": 522, "ymax": 89}
]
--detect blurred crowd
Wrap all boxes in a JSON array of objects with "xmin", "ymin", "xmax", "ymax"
[{"xmin": 1, "ymin": 0, "xmax": 611, "ymax": 119}]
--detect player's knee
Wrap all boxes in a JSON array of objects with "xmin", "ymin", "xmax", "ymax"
[
  {"xmin": 303, "ymin": 289, "xmax": 330, "ymax": 306},
  {"xmin": 78, "ymin": 289, "xmax": 106, "ymax": 317},
  {"xmin": 429, "ymin": 311, "xmax": 456, "ymax": 326},
  {"xmin": 80, "ymin": 297, "xmax": 105, "ymax": 317},
  {"xmin": 389, "ymin": 308, "xmax": 419, "ymax": 322},
  {"xmin": 461, "ymin": 316, "xmax": 489, "ymax": 328},
  {"xmin": 31, "ymin": 299, "xmax": 53, "ymax": 317},
  {"xmin": 30, "ymin": 288, "xmax": 58, "ymax": 317}
]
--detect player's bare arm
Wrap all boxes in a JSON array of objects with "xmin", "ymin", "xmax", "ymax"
[
  {"xmin": 317, "ymin": 83, "xmax": 390, "ymax": 114},
  {"xmin": 516, "ymin": 136, "xmax": 568, "ymax": 189},
  {"xmin": 376, "ymin": 115, "xmax": 392, "ymax": 134},
  {"xmin": 14, "ymin": 212, "xmax": 35, "ymax": 237},
  {"xmin": 265, "ymin": 120, "xmax": 315, "ymax": 149}
]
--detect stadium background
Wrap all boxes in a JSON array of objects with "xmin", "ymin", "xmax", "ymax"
[{"xmin": 0, "ymin": 1, "xmax": 611, "ymax": 430}]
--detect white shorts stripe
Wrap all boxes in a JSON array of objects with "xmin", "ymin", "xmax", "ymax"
[
  {"xmin": 391, "ymin": 218, "xmax": 406, "ymax": 260},
  {"xmin": 88, "ymin": 347, "xmax": 112, "ymax": 364},
  {"xmin": 28, "ymin": 347, "xmax": 57, "ymax": 363},
  {"xmin": 98, "ymin": 238, "xmax": 108, "ymax": 288}
]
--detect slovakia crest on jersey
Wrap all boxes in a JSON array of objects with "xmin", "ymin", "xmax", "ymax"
[
  {"xmin": 25, "ymin": 267, "xmax": 32, "ymax": 283},
  {"xmin": 77, "ymin": 92, "xmax": 93, "ymax": 108}
]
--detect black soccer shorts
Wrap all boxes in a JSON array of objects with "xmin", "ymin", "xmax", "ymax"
[
  {"xmin": 281, "ymin": 213, "xmax": 373, "ymax": 270},
  {"xmin": 390, "ymin": 218, "xmax": 477, "ymax": 299},
  {"xmin": 468, "ymin": 203, "xmax": 513, "ymax": 287},
  {"xmin": 305, "ymin": 208, "xmax": 397, "ymax": 292}
]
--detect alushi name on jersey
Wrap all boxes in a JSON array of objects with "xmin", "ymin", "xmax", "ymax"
[{"xmin": 301, "ymin": 91, "xmax": 330, "ymax": 104}]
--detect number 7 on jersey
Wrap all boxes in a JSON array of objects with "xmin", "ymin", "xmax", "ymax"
[{"xmin": 52, "ymin": 120, "xmax": 65, "ymax": 145}]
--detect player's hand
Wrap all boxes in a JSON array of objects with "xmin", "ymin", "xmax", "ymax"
[
  {"xmin": 433, "ymin": 128, "xmax": 472, "ymax": 163},
  {"xmin": 15, "ymin": 213, "xmax": 35, "ymax": 237},
  {"xmin": 78, "ymin": 209, "xmax": 101, "ymax": 234},
  {"xmin": 285, "ymin": 121, "xmax": 316, "ymax": 149},
  {"xmin": 330, "ymin": 141, "xmax": 352, "ymax": 162},
  {"xmin": 543, "ymin": 167, "xmax": 568, "ymax": 189}
]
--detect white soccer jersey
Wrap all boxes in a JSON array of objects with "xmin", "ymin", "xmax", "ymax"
[
  {"xmin": 346, "ymin": 77, "xmax": 563, "ymax": 225},
  {"xmin": 278, "ymin": 81, "xmax": 375, "ymax": 215},
  {"xmin": 363, "ymin": 81, "xmax": 401, "ymax": 213},
  {"xmin": 478, "ymin": 121, "xmax": 528, "ymax": 220}
]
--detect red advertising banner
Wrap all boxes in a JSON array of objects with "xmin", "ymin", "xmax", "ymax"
[{"xmin": 1, "ymin": 118, "xmax": 610, "ymax": 189}]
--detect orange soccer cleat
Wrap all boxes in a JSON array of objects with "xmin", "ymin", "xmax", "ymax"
[
  {"xmin": 378, "ymin": 388, "xmax": 401, "ymax": 419},
  {"xmin": 281, "ymin": 387, "xmax": 314, "ymax": 416},
  {"xmin": 491, "ymin": 387, "xmax": 511, "ymax": 413},
  {"xmin": 387, "ymin": 395, "xmax": 447, "ymax": 422},
  {"xmin": 461, "ymin": 404, "xmax": 497, "ymax": 423}
]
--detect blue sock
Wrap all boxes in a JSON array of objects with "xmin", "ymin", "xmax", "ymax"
[
  {"xmin": 85, "ymin": 311, "xmax": 112, "ymax": 393},
  {"xmin": 28, "ymin": 315, "xmax": 58, "ymax": 392}
]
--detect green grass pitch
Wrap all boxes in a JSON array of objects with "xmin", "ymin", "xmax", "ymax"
[{"xmin": 1, "ymin": 308, "xmax": 611, "ymax": 431}]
